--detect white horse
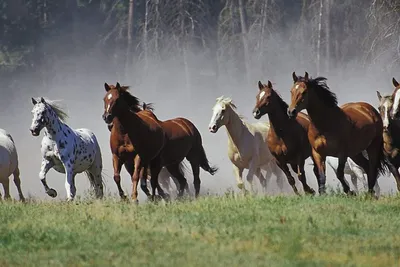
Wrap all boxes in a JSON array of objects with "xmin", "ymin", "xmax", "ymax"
[
  {"xmin": 208, "ymin": 96, "xmax": 284, "ymax": 193},
  {"xmin": 30, "ymin": 97, "xmax": 104, "ymax": 201},
  {"xmin": 325, "ymin": 155, "xmax": 380, "ymax": 194},
  {"xmin": 0, "ymin": 129, "xmax": 25, "ymax": 201}
]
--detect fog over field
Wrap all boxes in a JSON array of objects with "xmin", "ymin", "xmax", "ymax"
[{"xmin": 1, "ymin": 0, "xmax": 400, "ymax": 201}]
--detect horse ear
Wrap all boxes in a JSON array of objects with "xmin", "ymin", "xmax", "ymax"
[
  {"xmin": 393, "ymin": 78, "xmax": 399, "ymax": 87},
  {"xmin": 267, "ymin": 80, "xmax": 273, "ymax": 88},
  {"xmin": 31, "ymin": 98, "xmax": 37, "ymax": 105},
  {"xmin": 292, "ymin": 72, "xmax": 298, "ymax": 82},
  {"xmin": 377, "ymin": 91, "xmax": 382, "ymax": 101},
  {"xmin": 304, "ymin": 72, "xmax": 309, "ymax": 81},
  {"xmin": 116, "ymin": 82, "xmax": 121, "ymax": 91},
  {"xmin": 104, "ymin": 83, "xmax": 111, "ymax": 92},
  {"xmin": 40, "ymin": 97, "xmax": 45, "ymax": 103},
  {"xmin": 258, "ymin": 81, "xmax": 264, "ymax": 91}
]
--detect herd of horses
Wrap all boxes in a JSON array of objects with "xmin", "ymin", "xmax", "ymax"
[{"xmin": 0, "ymin": 71, "xmax": 400, "ymax": 203}]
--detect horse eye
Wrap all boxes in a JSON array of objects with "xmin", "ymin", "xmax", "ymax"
[{"xmin": 221, "ymin": 109, "xmax": 225, "ymax": 114}]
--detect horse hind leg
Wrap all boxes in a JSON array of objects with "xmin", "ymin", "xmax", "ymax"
[
  {"xmin": 13, "ymin": 167, "xmax": 25, "ymax": 202},
  {"xmin": 365, "ymin": 137, "xmax": 386, "ymax": 197},
  {"xmin": 291, "ymin": 161, "xmax": 315, "ymax": 195},
  {"xmin": 87, "ymin": 158, "xmax": 104, "ymax": 199},
  {"xmin": 188, "ymin": 160, "xmax": 201, "ymax": 198},
  {"xmin": 166, "ymin": 163, "xmax": 188, "ymax": 199},
  {"xmin": 336, "ymin": 157, "xmax": 354, "ymax": 195},
  {"xmin": 2, "ymin": 179, "xmax": 10, "ymax": 200}
]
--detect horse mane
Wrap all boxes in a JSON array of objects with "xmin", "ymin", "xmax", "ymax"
[
  {"xmin": 299, "ymin": 76, "xmax": 338, "ymax": 107},
  {"xmin": 117, "ymin": 86, "xmax": 143, "ymax": 112},
  {"xmin": 45, "ymin": 99, "xmax": 69, "ymax": 122},
  {"xmin": 142, "ymin": 102, "xmax": 155, "ymax": 111},
  {"xmin": 215, "ymin": 96, "xmax": 246, "ymax": 119}
]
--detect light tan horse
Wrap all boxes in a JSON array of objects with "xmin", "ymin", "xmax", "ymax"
[{"xmin": 208, "ymin": 96, "xmax": 285, "ymax": 194}]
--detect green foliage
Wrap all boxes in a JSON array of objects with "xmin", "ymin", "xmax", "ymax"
[{"xmin": 1, "ymin": 195, "xmax": 400, "ymax": 266}]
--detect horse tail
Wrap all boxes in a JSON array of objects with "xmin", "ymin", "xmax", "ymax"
[
  {"xmin": 197, "ymin": 145, "xmax": 218, "ymax": 175},
  {"xmin": 376, "ymin": 136, "xmax": 390, "ymax": 177}
]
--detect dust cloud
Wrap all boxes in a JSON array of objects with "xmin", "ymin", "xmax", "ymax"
[{"xmin": 2, "ymin": 28, "xmax": 400, "ymax": 202}]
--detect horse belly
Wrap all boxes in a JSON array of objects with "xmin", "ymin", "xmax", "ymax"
[{"xmin": 0, "ymin": 147, "xmax": 15, "ymax": 179}]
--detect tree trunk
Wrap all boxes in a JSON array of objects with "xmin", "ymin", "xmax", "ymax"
[
  {"xmin": 238, "ymin": 0, "xmax": 251, "ymax": 83},
  {"xmin": 316, "ymin": 0, "xmax": 323, "ymax": 75},
  {"xmin": 143, "ymin": 0, "xmax": 150, "ymax": 73},
  {"xmin": 260, "ymin": 0, "xmax": 268, "ymax": 75},
  {"xmin": 325, "ymin": 0, "xmax": 330, "ymax": 74},
  {"xmin": 125, "ymin": 0, "xmax": 134, "ymax": 78},
  {"xmin": 180, "ymin": 0, "xmax": 191, "ymax": 99}
]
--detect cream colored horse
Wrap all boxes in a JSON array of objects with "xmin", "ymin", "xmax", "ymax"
[
  {"xmin": 208, "ymin": 96, "xmax": 284, "ymax": 193},
  {"xmin": 0, "ymin": 129, "xmax": 25, "ymax": 201}
]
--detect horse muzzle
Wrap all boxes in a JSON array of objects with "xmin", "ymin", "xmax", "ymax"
[
  {"xmin": 253, "ymin": 108, "xmax": 261, "ymax": 119},
  {"xmin": 102, "ymin": 113, "xmax": 113, "ymax": 124},
  {"xmin": 30, "ymin": 128, "xmax": 40, "ymax": 136},
  {"xmin": 208, "ymin": 124, "xmax": 218, "ymax": 133},
  {"xmin": 287, "ymin": 108, "xmax": 298, "ymax": 119}
]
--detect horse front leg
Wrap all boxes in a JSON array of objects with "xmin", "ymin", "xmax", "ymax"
[
  {"xmin": 39, "ymin": 158, "xmax": 57, "ymax": 198},
  {"xmin": 246, "ymin": 160, "xmax": 258, "ymax": 194},
  {"xmin": 233, "ymin": 165, "xmax": 245, "ymax": 195},
  {"xmin": 336, "ymin": 156, "xmax": 354, "ymax": 195},
  {"xmin": 112, "ymin": 154, "xmax": 126, "ymax": 199},
  {"xmin": 311, "ymin": 149, "xmax": 327, "ymax": 195}
]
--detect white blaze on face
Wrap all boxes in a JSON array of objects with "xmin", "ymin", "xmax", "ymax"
[
  {"xmin": 106, "ymin": 104, "xmax": 110, "ymax": 112},
  {"xmin": 258, "ymin": 91, "xmax": 266, "ymax": 101},
  {"xmin": 209, "ymin": 102, "xmax": 224, "ymax": 129},
  {"xmin": 107, "ymin": 93, "xmax": 112, "ymax": 100},
  {"xmin": 392, "ymin": 90, "xmax": 400, "ymax": 118},
  {"xmin": 295, "ymin": 84, "xmax": 300, "ymax": 89},
  {"xmin": 383, "ymin": 101, "xmax": 390, "ymax": 128}
]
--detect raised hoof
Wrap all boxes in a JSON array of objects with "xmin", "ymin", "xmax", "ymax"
[{"xmin": 46, "ymin": 188, "xmax": 57, "ymax": 198}]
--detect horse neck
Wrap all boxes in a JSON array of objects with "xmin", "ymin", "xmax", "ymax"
[
  {"xmin": 306, "ymin": 90, "xmax": 340, "ymax": 130},
  {"xmin": 44, "ymin": 112, "xmax": 72, "ymax": 142},
  {"xmin": 225, "ymin": 107, "xmax": 246, "ymax": 147},
  {"xmin": 116, "ymin": 108, "xmax": 153, "ymax": 149},
  {"xmin": 111, "ymin": 117, "xmax": 126, "ymax": 134},
  {"xmin": 267, "ymin": 100, "xmax": 291, "ymax": 137},
  {"xmin": 384, "ymin": 121, "xmax": 400, "ymax": 150}
]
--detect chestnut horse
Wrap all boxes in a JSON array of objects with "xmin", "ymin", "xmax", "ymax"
[
  {"xmin": 288, "ymin": 72, "xmax": 387, "ymax": 196},
  {"xmin": 252, "ymin": 80, "xmax": 317, "ymax": 195},
  {"xmin": 376, "ymin": 91, "xmax": 400, "ymax": 192},
  {"xmin": 102, "ymin": 83, "xmax": 217, "ymax": 201},
  {"xmin": 106, "ymin": 97, "xmax": 181, "ymax": 200}
]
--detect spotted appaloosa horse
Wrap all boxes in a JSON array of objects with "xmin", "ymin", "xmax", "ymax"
[
  {"xmin": 288, "ymin": 72, "xmax": 388, "ymax": 197},
  {"xmin": 30, "ymin": 97, "xmax": 104, "ymax": 201}
]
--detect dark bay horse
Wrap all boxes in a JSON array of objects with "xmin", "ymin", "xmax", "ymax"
[
  {"xmin": 106, "ymin": 92, "xmax": 181, "ymax": 200},
  {"xmin": 377, "ymin": 90, "xmax": 400, "ymax": 191},
  {"xmin": 252, "ymin": 80, "xmax": 317, "ymax": 195},
  {"xmin": 287, "ymin": 72, "xmax": 387, "ymax": 196},
  {"xmin": 102, "ymin": 83, "xmax": 217, "ymax": 200},
  {"xmin": 389, "ymin": 77, "xmax": 400, "ymax": 119}
]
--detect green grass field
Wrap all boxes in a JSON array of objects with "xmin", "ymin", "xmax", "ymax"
[{"xmin": 1, "ymin": 194, "xmax": 400, "ymax": 267}]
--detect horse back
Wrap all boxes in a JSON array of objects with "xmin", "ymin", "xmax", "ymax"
[
  {"xmin": 161, "ymin": 117, "xmax": 197, "ymax": 140},
  {"xmin": 341, "ymin": 102, "xmax": 382, "ymax": 129}
]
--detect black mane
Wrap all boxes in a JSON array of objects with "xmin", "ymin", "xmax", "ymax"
[
  {"xmin": 270, "ymin": 88, "xmax": 289, "ymax": 111},
  {"xmin": 298, "ymin": 76, "xmax": 337, "ymax": 107}
]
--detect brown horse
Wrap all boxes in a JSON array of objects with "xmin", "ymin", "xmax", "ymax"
[
  {"xmin": 389, "ymin": 77, "xmax": 400, "ymax": 119},
  {"xmin": 287, "ymin": 72, "xmax": 387, "ymax": 196},
  {"xmin": 102, "ymin": 83, "xmax": 217, "ymax": 201},
  {"xmin": 252, "ymin": 80, "xmax": 317, "ymax": 195},
  {"xmin": 377, "ymin": 90, "xmax": 400, "ymax": 191},
  {"xmin": 106, "ymin": 97, "xmax": 181, "ymax": 200}
]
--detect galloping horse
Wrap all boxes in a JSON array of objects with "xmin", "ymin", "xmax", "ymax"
[
  {"xmin": 0, "ymin": 129, "xmax": 25, "ymax": 201},
  {"xmin": 252, "ymin": 80, "xmax": 317, "ymax": 195},
  {"xmin": 389, "ymin": 78, "xmax": 400, "ymax": 119},
  {"xmin": 376, "ymin": 91, "xmax": 400, "ymax": 191},
  {"xmin": 208, "ymin": 96, "xmax": 285, "ymax": 194},
  {"xmin": 30, "ymin": 97, "xmax": 104, "ymax": 201},
  {"xmin": 102, "ymin": 83, "xmax": 217, "ymax": 201},
  {"xmin": 105, "ymin": 91, "xmax": 180, "ymax": 199},
  {"xmin": 287, "ymin": 72, "xmax": 387, "ymax": 196}
]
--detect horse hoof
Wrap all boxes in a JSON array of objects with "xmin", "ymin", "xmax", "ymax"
[
  {"xmin": 306, "ymin": 188, "xmax": 316, "ymax": 196},
  {"xmin": 237, "ymin": 183, "xmax": 244, "ymax": 190},
  {"xmin": 47, "ymin": 188, "xmax": 57, "ymax": 198},
  {"xmin": 347, "ymin": 190, "xmax": 356, "ymax": 197},
  {"xmin": 162, "ymin": 193, "xmax": 171, "ymax": 201}
]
